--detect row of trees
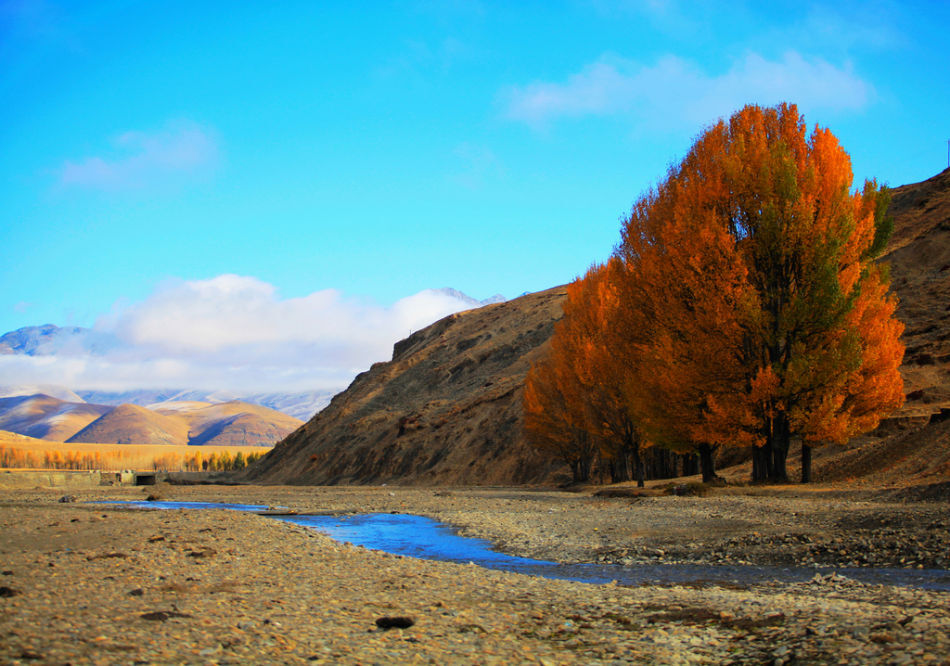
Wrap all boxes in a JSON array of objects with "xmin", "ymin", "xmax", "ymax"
[
  {"xmin": 154, "ymin": 449, "xmax": 264, "ymax": 472},
  {"xmin": 0, "ymin": 448, "xmax": 104, "ymax": 470},
  {"xmin": 525, "ymin": 103, "xmax": 905, "ymax": 485},
  {"xmin": 0, "ymin": 446, "xmax": 264, "ymax": 472}
]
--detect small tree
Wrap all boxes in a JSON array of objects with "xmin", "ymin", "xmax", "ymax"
[
  {"xmin": 569, "ymin": 262, "xmax": 648, "ymax": 486},
  {"xmin": 524, "ymin": 262, "xmax": 649, "ymax": 485},
  {"xmin": 523, "ymin": 350, "xmax": 597, "ymax": 484}
]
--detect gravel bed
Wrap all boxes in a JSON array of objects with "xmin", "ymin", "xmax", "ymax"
[{"xmin": 0, "ymin": 485, "xmax": 948, "ymax": 664}]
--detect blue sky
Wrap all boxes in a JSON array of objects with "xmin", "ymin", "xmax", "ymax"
[{"xmin": 1, "ymin": 1, "xmax": 948, "ymax": 391}]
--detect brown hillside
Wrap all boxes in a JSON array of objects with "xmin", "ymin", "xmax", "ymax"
[
  {"xmin": 253, "ymin": 170, "xmax": 950, "ymax": 487},
  {"xmin": 0, "ymin": 394, "xmax": 110, "ymax": 441},
  {"xmin": 67, "ymin": 403, "xmax": 190, "ymax": 445},
  {"xmin": 152, "ymin": 401, "xmax": 302, "ymax": 446},
  {"xmin": 248, "ymin": 287, "xmax": 568, "ymax": 485},
  {"xmin": 0, "ymin": 429, "xmax": 58, "ymax": 447},
  {"xmin": 883, "ymin": 167, "xmax": 950, "ymax": 417},
  {"xmin": 63, "ymin": 400, "xmax": 301, "ymax": 447}
]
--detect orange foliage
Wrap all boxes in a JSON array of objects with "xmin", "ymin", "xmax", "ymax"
[
  {"xmin": 524, "ymin": 262, "xmax": 650, "ymax": 484},
  {"xmin": 0, "ymin": 443, "xmax": 266, "ymax": 472},
  {"xmin": 615, "ymin": 103, "xmax": 904, "ymax": 482},
  {"xmin": 523, "ymin": 313, "xmax": 598, "ymax": 483}
]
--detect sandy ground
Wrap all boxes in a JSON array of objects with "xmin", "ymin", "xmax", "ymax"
[{"xmin": 0, "ymin": 483, "xmax": 948, "ymax": 664}]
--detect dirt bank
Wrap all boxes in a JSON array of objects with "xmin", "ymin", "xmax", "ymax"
[{"xmin": 0, "ymin": 485, "xmax": 948, "ymax": 664}]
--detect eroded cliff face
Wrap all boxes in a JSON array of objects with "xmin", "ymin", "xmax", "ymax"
[
  {"xmin": 247, "ymin": 286, "xmax": 569, "ymax": 485},
  {"xmin": 883, "ymin": 167, "xmax": 950, "ymax": 418}
]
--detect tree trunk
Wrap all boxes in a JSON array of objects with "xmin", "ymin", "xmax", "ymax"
[
  {"xmin": 698, "ymin": 443, "xmax": 717, "ymax": 483},
  {"xmin": 752, "ymin": 412, "xmax": 791, "ymax": 483},
  {"xmin": 661, "ymin": 448, "xmax": 675, "ymax": 478},
  {"xmin": 801, "ymin": 443, "xmax": 812, "ymax": 483},
  {"xmin": 681, "ymin": 453, "xmax": 698, "ymax": 477},
  {"xmin": 651, "ymin": 447, "xmax": 674, "ymax": 479},
  {"xmin": 768, "ymin": 413, "xmax": 791, "ymax": 483},
  {"xmin": 634, "ymin": 446, "xmax": 645, "ymax": 488},
  {"xmin": 752, "ymin": 444, "xmax": 771, "ymax": 482},
  {"xmin": 609, "ymin": 453, "xmax": 630, "ymax": 484},
  {"xmin": 571, "ymin": 457, "xmax": 592, "ymax": 484}
]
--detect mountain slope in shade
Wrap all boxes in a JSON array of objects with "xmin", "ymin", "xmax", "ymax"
[
  {"xmin": 66, "ymin": 403, "xmax": 190, "ymax": 446},
  {"xmin": 0, "ymin": 394, "xmax": 110, "ymax": 441},
  {"xmin": 247, "ymin": 287, "xmax": 567, "ymax": 485}
]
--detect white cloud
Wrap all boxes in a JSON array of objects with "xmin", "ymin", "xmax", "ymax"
[
  {"xmin": 503, "ymin": 51, "xmax": 873, "ymax": 131},
  {"xmin": 108, "ymin": 274, "xmax": 477, "ymax": 357},
  {"xmin": 58, "ymin": 120, "xmax": 219, "ymax": 190},
  {"xmin": 0, "ymin": 275, "xmax": 492, "ymax": 393}
]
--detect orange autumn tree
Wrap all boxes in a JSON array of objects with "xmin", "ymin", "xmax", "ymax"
[
  {"xmin": 616, "ymin": 103, "xmax": 904, "ymax": 483},
  {"xmin": 567, "ymin": 261, "xmax": 648, "ymax": 486},
  {"xmin": 523, "ymin": 273, "xmax": 601, "ymax": 483},
  {"xmin": 614, "ymin": 169, "xmax": 751, "ymax": 482},
  {"xmin": 524, "ymin": 262, "xmax": 648, "ymax": 484},
  {"xmin": 523, "ymin": 329, "xmax": 598, "ymax": 484}
]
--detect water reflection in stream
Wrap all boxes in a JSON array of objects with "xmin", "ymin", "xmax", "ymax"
[{"xmin": 102, "ymin": 501, "xmax": 950, "ymax": 591}]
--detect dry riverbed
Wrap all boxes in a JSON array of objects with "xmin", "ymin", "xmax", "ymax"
[{"xmin": 0, "ymin": 484, "xmax": 948, "ymax": 664}]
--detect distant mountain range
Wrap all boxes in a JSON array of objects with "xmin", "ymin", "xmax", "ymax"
[
  {"xmin": 0, "ymin": 393, "xmax": 302, "ymax": 447},
  {"xmin": 0, "ymin": 385, "xmax": 334, "ymax": 421},
  {"xmin": 0, "ymin": 394, "xmax": 111, "ymax": 441},
  {"xmin": 0, "ymin": 324, "xmax": 119, "ymax": 356},
  {"xmin": 75, "ymin": 389, "xmax": 336, "ymax": 421},
  {"xmin": 0, "ymin": 287, "xmax": 504, "ymax": 421}
]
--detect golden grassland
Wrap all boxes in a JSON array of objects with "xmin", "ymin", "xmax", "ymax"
[{"xmin": 0, "ymin": 430, "xmax": 270, "ymax": 472}]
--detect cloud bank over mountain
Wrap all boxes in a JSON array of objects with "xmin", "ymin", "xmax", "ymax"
[{"xmin": 0, "ymin": 275, "xmax": 503, "ymax": 394}]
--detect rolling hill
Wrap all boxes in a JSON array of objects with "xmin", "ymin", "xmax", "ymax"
[
  {"xmin": 0, "ymin": 394, "xmax": 110, "ymax": 441},
  {"xmin": 250, "ymin": 168, "xmax": 950, "ymax": 487},
  {"xmin": 150, "ymin": 401, "xmax": 304, "ymax": 446},
  {"xmin": 0, "ymin": 394, "xmax": 303, "ymax": 447},
  {"xmin": 66, "ymin": 403, "xmax": 190, "ymax": 446}
]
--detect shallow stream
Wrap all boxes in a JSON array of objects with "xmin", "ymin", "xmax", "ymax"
[{"xmin": 100, "ymin": 501, "xmax": 950, "ymax": 591}]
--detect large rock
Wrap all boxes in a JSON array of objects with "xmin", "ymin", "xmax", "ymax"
[{"xmin": 247, "ymin": 287, "xmax": 568, "ymax": 485}]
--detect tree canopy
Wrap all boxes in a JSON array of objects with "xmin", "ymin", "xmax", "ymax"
[{"xmin": 525, "ymin": 103, "xmax": 904, "ymax": 484}]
